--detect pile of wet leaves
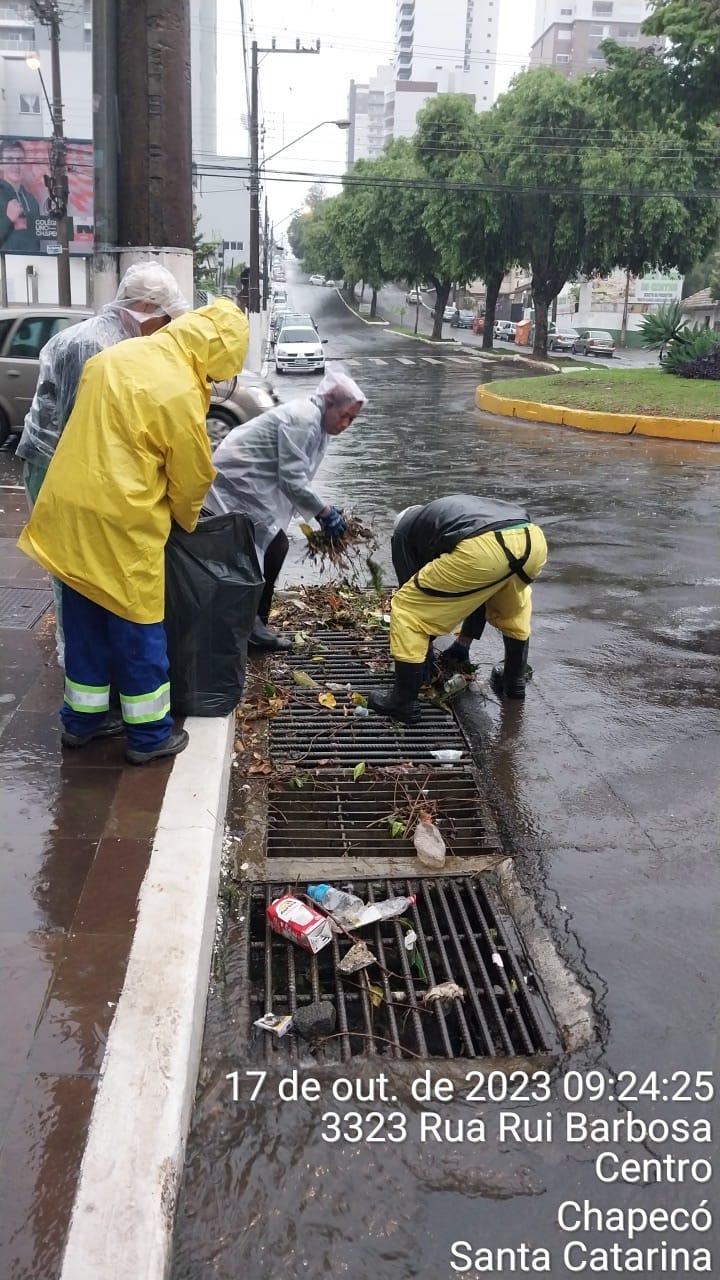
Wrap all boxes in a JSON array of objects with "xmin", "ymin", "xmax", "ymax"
[{"xmin": 299, "ymin": 513, "xmax": 379, "ymax": 576}]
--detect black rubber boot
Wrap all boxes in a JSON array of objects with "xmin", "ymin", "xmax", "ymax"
[
  {"xmin": 420, "ymin": 639, "xmax": 436, "ymax": 684},
  {"xmin": 125, "ymin": 729, "xmax": 190, "ymax": 766},
  {"xmin": 61, "ymin": 715, "xmax": 124, "ymax": 748},
  {"xmin": 367, "ymin": 660, "xmax": 424, "ymax": 725},
  {"xmin": 248, "ymin": 617, "xmax": 292, "ymax": 652},
  {"xmin": 491, "ymin": 638, "xmax": 530, "ymax": 699}
]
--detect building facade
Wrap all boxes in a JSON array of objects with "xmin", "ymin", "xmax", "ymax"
[{"xmin": 530, "ymin": 0, "xmax": 660, "ymax": 77}]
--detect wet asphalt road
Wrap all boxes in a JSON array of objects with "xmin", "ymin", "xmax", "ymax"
[{"xmin": 170, "ymin": 272, "xmax": 720, "ymax": 1277}]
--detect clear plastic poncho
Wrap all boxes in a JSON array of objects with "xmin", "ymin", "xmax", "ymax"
[
  {"xmin": 205, "ymin": 370, "xmax": 366, "ymax": 555},
  {"xmin": 16, "ymin": 260, "xmax": 189, "ymax": 467}
]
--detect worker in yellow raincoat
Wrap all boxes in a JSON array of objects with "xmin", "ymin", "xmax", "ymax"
[
  {"xmin": 18, "ymin": 297, "xmax": 249, "ymax": 764},
  {"xmin": 368, "ymin": 495, "xmax": 548, "ymax": 724}
]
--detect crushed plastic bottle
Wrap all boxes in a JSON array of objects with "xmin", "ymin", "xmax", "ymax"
[
  {"xmin": 443, "ymin": 673, "xmax": 467, "ymax": 696},
  {"xmin": 413, "ymin": 818, "xmax": 446, "ymax": 868},
  {"xmin": 307, "ymin": 883, "xmax": 367, "ymax": 928},
  {"xmin": 359, "ymin": 893, "xmax": 417, "ymax": 924}
]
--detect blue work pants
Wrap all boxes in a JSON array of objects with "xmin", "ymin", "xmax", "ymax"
[{"xmin": 60, "ymin": 584, "xmax": 174, "ymax": 751}]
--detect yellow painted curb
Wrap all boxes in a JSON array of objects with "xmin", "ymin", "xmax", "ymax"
[{"xmin": 476, "ymin": 386, "xmax": 720, "ymax": 445}]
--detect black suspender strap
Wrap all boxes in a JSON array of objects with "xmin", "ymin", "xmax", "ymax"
[{"xmin": 494, "ymin": 529, "xmax": 534, "ymax": 585}]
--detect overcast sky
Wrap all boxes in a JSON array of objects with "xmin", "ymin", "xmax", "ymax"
[{"xmin": 215, "ymin": 0, "xmax": 535, "ymax": 229}]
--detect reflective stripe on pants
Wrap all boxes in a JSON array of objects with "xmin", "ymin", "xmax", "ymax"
[
  {"xmin": 63, "ymin": 678, "xmax": 110, "ymax": 714},
  {"xmin": 60, "ymin": 584, "xmax": 174, "ymax": 751},
  {"xmin": 390, "ymin": 525, "xmax": 548, "ymax": 664}
]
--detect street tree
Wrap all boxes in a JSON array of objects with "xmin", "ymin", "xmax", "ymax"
[
  {"xmin": 491, "ymin": 68, "xmax": 596, "ymax": 358},
  {"xmin": 349, "ymin": 139, "xmax": 454, "ymax": 340},
  {"xmin": 299, "ymin": 199, "xmax": 344, "ymax": 280},
  {"xmin": 642, "ymin": 0, "xmax": 720, "ymax": 122},
  {"xmin": 416, "ymin": 97, "xmax": 521, "ymax": 350},
  {"xmin": 328, "ymin": 169, "xmax": 391, "ymax": 314}
]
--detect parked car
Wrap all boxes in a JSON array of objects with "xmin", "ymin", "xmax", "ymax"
[
  {"xmin": 308, "ymin": 274, "xmax": 325, "ymax": 286},
  {"xmin": 547, "ymin": 327, "xmax": 579, "ymax": 353},
  {"xmin": 269, "ymin": 308, "xmax": 291, "ymax": 345},
  {"xmin": 431, "ymin": 304, "xmax": 457, "ymax": 322},
  {"xmin": 572, "ymin": 329, "xmax": 615, "ymax": 357},
  {"xmin": 275, "ymin": 324, "xmax": 327, "ymax": 375},
  {"xmin": 472, "ymin": 315, "xmax": 485, "ymax": 335},
  {"xmin": 0, "ymin": 305, "xmax": 93, "ymax": 447},
  {"xmin": 450, "ymin": 309, "xmax": 475, "ymax": 329},
  {"xmin": 323, "ymin": 279, "xmax": 338, "ymax": 288},
  {"xmin": 207, "ymin": 371, "xmax": 280, "ymax": 447},
  {"xmin": 405, "ymin": 288, "xmax": 423, "ymax": 304},
  {"xmin": 494, "ymin": 320, "xmax": 517, "ymax": 342},
  {"xmin": 271, "ymin": 288, "xmax": 288, "ymax": 308}
]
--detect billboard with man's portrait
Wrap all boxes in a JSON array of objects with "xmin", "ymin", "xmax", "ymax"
[{"xmin": 0, "ymin": 134, "xmax": 93, "ymax": 256}]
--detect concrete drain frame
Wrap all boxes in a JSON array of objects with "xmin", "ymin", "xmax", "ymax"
[
  {"xmin": 224, "ymin": 631, "xmax": 595, "ymax": 1062},
  {"xmin": 238, "ymin": 875, "xmax": 560, "ymax": 1063}
]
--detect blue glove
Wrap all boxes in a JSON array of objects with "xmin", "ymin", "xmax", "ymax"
[{"xmin": 319, "ymin": 506, "xmax": 346, "ymax": 539}]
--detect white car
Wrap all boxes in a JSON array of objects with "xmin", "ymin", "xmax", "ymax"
[
  {"xmin": 275, "ymin": 324, "xmax": 327, "ymax": 374},
  {"xmin": 308, "ymin": 274, "xmax": 325, "ymax": 286}
]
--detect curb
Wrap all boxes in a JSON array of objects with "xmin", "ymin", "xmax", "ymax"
[
  {"xmin": 60, "ymin": 713, "xmax": 235, "ymax": 1280},
  {"xmin": 335, "ymin": 289, "xmax": 389, "ymax": 326},
  {"xmin": 476, "ymin": 386, "xmax": 720, "ymax": 445}
]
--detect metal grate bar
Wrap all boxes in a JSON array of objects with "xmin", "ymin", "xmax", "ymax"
[
  {"xmin": 0, "ymin": 586, "xmax": 52, "ymax": 630},
  {"xmin": 244, "ymin": 877, "xmax": 558, "ymax": 1062}
]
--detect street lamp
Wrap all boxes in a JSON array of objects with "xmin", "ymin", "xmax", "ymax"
[{"xmin": 249, "ymin": 118, "xmax": 350, "ymax": 313}]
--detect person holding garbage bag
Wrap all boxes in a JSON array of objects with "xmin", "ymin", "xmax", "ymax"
[
  {"xmin": 17, "ymin": 298, "xmax": 249, "ymax": 764},
  {"xmin": 204, "ymin": 368, "xmax": 367, "ymax": 652},
  {"xmin": 16, "ymin": 261, "xmax": 189, "ymax": 666},
  {"xmin": 368, "ymin": 495, "xmax": 548, "ymax": 725}
]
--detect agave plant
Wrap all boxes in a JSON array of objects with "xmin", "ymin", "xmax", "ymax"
[
  {"xmin": 661, "ymin": 328, "xmax": 720, "ymax": 379},
  {"xmin": 639, "ymin": 301, "xmax": 688, "ymax": 352}
]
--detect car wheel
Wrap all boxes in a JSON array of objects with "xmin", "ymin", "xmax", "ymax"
[
  {"xmin": 206, "ymin": 406, "xmax": 240, "ymax": 448},
  {"xmin": 0, "ymin": 409, "xmax": 11, "ymax": 450}
]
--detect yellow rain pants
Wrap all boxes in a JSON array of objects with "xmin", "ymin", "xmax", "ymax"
[{"xmin": 390, "ymin": 524, "xmax": 548, "ymax": 664}]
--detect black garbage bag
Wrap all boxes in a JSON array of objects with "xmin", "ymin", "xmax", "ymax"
[{"xmin": 165, "ymin": 512, "xmax": 264, "ymax": 716}]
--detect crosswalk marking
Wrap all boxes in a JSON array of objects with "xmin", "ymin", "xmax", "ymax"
[
  {"xmin": 395, "ymin": 356, "xmax": 415, "ymax": 365},
  {"xmin": 371, "ymin": 357, "xmax": 389, "ymax": 365},
  {"xmin": 421, "ymin": 356, "xmax": 443, "ymax": 364},
  {"xmin": 331, "ymin": 353, "xmax": 484, "ymax": 368},
  {"xmin": 445, "ymin": 356, "xmax": 469, "ymax": 364}
]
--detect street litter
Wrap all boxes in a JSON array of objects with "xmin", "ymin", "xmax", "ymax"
[
  {"xmin": 308, "ymin": 882, "xmax": 417, "ymax": 928},
  {"xmin": 266, "ymin": 895, "xmax": 333, "ymax": 953},
  {"xmin": 413, "ymin": 817, "xmax": 447, "ymax": 868},
  {"xmin": 423, "ymin": 981, "xmax": 465, "ymax": 1008},
  {"xmin": 253, "ymin": 1012, "xmax": 293, "ymax": 1038},
  {"xmin": 338, "ymin": 940, "xmax": 377, "ymax": 973},
  {"xmin": 430, "ymin": 749, "xmax": 464, "ymax": 763}
]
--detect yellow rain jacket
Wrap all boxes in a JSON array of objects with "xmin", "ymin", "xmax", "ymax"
[{"xmin": 18, "ymin": 299, "xmax": 249, "ymax": 624}]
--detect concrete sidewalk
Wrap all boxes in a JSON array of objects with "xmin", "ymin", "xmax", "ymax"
[{"xmin": 0, "ymin": 487, "xmax": 174, "ymax": 1278}]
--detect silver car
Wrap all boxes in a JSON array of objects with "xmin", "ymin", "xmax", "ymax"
[
  {"xmin": 573, "ymin": 329, "xmax": 615, "ymax": 357},
  {"xmin": 0, "ymin": 305, "xmax": 93, "ymax": 447},
  {"xmin": 207, "ymin": 371, "xmax": 280, "ymax": 447}
]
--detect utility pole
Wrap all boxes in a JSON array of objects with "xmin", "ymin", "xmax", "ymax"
[
  {"xmin": 91, "ymin": 0, "xmax": 119, "ymax": 306},
  {"xmin": 248, "ymin": 38, "xmax": 320, "ymax": 313},
  {"xmin": 262, "ymin": 196, "xmax": 270, "ymax": 309},
  {"xmin": 116, "ymin": 0, "xmax": 194, "ymax": 300},
  {"xmin": 29, "ymin": 0, "xmax": 71, "ymax": 304}
]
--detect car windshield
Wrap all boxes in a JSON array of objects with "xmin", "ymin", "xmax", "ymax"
[
  {"xmin": 590, "ymin": 331, "xmax": 613, "ymax": 339},
  {"xmin": 558, "ymin": 330, "xmax": 578, "ymax": 337},
  {"xmin": 459, "ymin": 311, "xmax": 474, "ymax": 319},
  {"xmin": 278, "ymin": 328, "xmax": 317, "ymax": 343}
]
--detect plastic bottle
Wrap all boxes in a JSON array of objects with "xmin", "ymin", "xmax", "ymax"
[
  {"xmin": 413, "ymin": 818, "xmax": 446, "ymax": 869},
  {"xmin": 443, "ymin": 673, "xmax": 467, "ymax": 696},
  {"xmin": 360, "ymin": 893, "xmax": 417, "ymax": 924},
  {"xmin": 308, "ymin": 883, "xmax": 365, "ymax": 914}
]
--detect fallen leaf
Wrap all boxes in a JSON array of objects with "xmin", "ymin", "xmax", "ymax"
[
  {"xmin": 351, "ymin": 692, "xmax": 368, "ymax": 707},
  {"xmin": 248, "ymin": 760, "xmax": 272, "ymax": 775},
  {"xmin": 293, "ymin": 669, "xmax": 320, "ymax": 688},
  {"xmin": 318, "ymin": 691, "xmax": 337, "ymax": 709},
  {"xmin": 367, "ymin": 982, "xmax": 384, "ymax": 1008},
  {"xmin": 299, "ymin": 523, "xmax": 315, "ymax": 538},
  {"xmin": 353, "ymin": 761, "xmax": 366, "ymax": 782},
  {"xmin": 338, "ymin": 941, "xmax": 376, "ymax": 974}
]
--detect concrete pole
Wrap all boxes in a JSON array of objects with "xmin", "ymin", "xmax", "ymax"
[
  {"xmin": 47, "ymin": 10, "xmax": 71, "ymax": 305},
  {"xmin": 249, "ymin": 41, "xmax": 260, "ymax": 314},
  {"xmin": 91, "ymin": 0, "xmax": 119, "ymax": 307},
  {"xmin": 116, "ymin": 0, "xmax": 194, "ymax": 301}
]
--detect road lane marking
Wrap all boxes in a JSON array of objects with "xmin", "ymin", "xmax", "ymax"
[
  {"xmin": 371, "ymin": 357, "xmax": 389, "ymax": 365},
  {"xmin": 421, "ymin": 356, "xmax": 442, "ymax": 364},
  {"xmin": 394, "ymin": 357, "xmax": 415, "ymax": 365}
]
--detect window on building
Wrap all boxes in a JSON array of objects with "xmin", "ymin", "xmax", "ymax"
[
  {"xmin": 557, "ymin": 28, "xmax": 572, "ymax": 39},
  {"xmin": 618, "ymin": 24, "xmax": 639, "ymax": 37},
  {"xmin": 589, "ymin": 25, "xmax": 605, "ymax": 35},
  {"xmin": 592, "ymin": 1, "xmax": 613, "ymax": 13},
  {"xmin": 556, "ymin": 53, "xmax": 571, "ymax": 62},
  {"xmin": 19, "ymin": 92, "xmax": 40, "ymax": 114},
  {"xmin": 588, "ymin": 47, "xmax": 606, "ymax": 60},
  {"xmin": 560, "ymin": 6, "xmax": 573, "ymax": 13}
]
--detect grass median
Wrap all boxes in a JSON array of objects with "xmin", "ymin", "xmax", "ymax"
[{"xmin": 491, "ymin": 368, "xmax": 720, "ymax": 420}]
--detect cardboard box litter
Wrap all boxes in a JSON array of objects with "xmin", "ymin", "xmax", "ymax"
[{"xmin": 267, "ymin": 895, "xmax": 333, "ymax": 954}]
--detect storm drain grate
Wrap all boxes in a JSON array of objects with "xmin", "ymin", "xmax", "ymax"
[
  {"xmin": 0, "ymin": 586, "xmax": 52, "ymax": 630},
  {"xmin": 269, "ymin": 633, "xmax": 467, "ymax": 766},
  {"xmin": 267, "ymin": 770, "xmax": 502, "ymax": 860},
  {"xmin": 243, "ymin": 877, "xmax": 558, "ymax": 1061}
]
